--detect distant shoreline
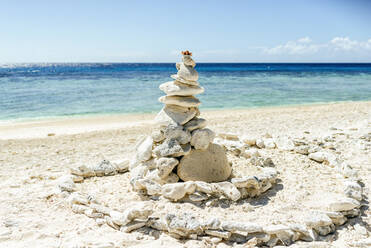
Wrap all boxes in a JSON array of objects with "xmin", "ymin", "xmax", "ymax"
[
  {"xmin": 0, "ymin": 101, "xmax": 369, "ymax": 140},
  {"xmin": 1, "ymin": 99, "xmax": 370, "ymax": 125}
]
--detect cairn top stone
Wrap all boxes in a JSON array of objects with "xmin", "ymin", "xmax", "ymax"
[{"xmin": 182, "ymin": 54, "xmax": 196, "ymax": 67}]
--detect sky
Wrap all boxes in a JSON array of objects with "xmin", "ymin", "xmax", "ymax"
[{"xmin": 0, "ymin": 0, "xmax": 370, "ymax": 63}]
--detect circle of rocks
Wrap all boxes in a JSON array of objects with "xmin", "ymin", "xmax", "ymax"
[{"xmin": 57, "ymin": 133, "xmax": 364, "ymax": 247}]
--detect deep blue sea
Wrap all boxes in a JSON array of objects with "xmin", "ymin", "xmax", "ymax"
[{"xmin": 0, "ymin": 63, "xmax": 371, "ymax": 121}]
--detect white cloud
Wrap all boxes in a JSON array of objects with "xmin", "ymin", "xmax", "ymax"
[
  {"xmin": 330, "ymin": 37, "xmax": 359, "ymax": 51},
  {"xmin": 330, "ymin": 37, "xmax": 371, "ymax": 51},
  {"xmin": 297, "ymin": 37, "xmax": 312, "ymax": 43},
  {"xmin": 263, "ymin": 37, "xmax": 371, "ymax": 57},
  {"xmin": 264, "ymin": 37, "xmax": 320, "ymax": 55}
]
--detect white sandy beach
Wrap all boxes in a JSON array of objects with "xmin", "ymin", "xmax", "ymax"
[{"xmin": 0, "ymin": 101, "xmax": 370, "ymax": 247}]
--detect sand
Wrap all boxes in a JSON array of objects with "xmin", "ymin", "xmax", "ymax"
[{"xmin": 0, "ymin": 101, "xmax": 370, "ymax": 247}]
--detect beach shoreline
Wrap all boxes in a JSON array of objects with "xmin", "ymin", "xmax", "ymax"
[{"xmin": 1, "ymin": 101, "xmax": 370, "ymax": 140}]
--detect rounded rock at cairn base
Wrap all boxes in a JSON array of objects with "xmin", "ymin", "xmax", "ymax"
[{"xmin": 177, "ymin": 143, "xmax": 231, "ymax": 182}]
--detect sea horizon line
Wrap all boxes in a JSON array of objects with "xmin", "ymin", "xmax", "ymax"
[{"xmin": 1, "ymin": 61, "xmax": 371, "ymax": 65}]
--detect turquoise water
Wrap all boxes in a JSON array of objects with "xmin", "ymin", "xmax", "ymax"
[{"xmin": 0, "ymin": 63, "xmax": 370, "ymax": 121}]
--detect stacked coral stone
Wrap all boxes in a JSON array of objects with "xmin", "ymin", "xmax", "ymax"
[{"xmin": 130, "ymin": 51, "xmax": 231, "ymax": 196}]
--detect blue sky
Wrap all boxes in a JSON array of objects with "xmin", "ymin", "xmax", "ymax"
[{"xmin": 1, "ymin": 0, "xmax": 370, "ymax": 62}]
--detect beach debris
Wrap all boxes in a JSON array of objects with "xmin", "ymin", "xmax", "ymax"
[
  {"xmin": 344, "ymin": 180, "xmax": 363, "ymax": 201},
  {"xmin": 70, "ymin": 159, "xmax": 129, "ymax": 179},
  {"xmin": 213, "ymin": 182, "xmax": 241, "ymax": 201},
  {"xmin": 255, "ymin": 138, "xmax": 265, "ymax": 148},
  {"xmin": 274, "ymin": 137, "xmax": 295, "ymax": 151},
  {"xmin": 327, "ymin": 197, "xmax": 360, "ymax": 212},
  {"xmin": 240, "ymin": 147, "xmax": 260, "ymax": 158},
  {"xmin": 58, "ymin": 175, "xmax": 76, "ymax": 192},
  {"xmin": 218, "ymin": 132, "xmax": 239, "ymax": 141},
  {"xmin": 308, "ymin": 151, "xmax": 329, "ymax": 163},
  {"xmin": 241, "ymin": 135, "xmax": 257, "ymax": 146},
  {"xmin": 213, "ymin": 138, "xmax": 245, "ymax": 156},
  {"xmin": 295, "ymin": 145, "xmax": 310, "ymax": 155},
  {"xmin": 263, "ymin": 138, "xmax": 276, "ymax": 149}
]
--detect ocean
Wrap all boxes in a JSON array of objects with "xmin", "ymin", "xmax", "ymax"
[{"xmin": 0, "ymin": 63, "xmax": 370, "ymax": 122}]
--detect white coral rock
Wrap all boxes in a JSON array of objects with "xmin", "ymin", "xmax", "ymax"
[
  {"xmin": 190, "ymin": 128, "xmax": 215, "ymax": 150},
  {"xmin": 328, "ymin": 197, "xmax": 360, "ymax": 211},
  {"xmin": 136, "ymin": 136, "xmax": 153, "ymax": 162}
]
